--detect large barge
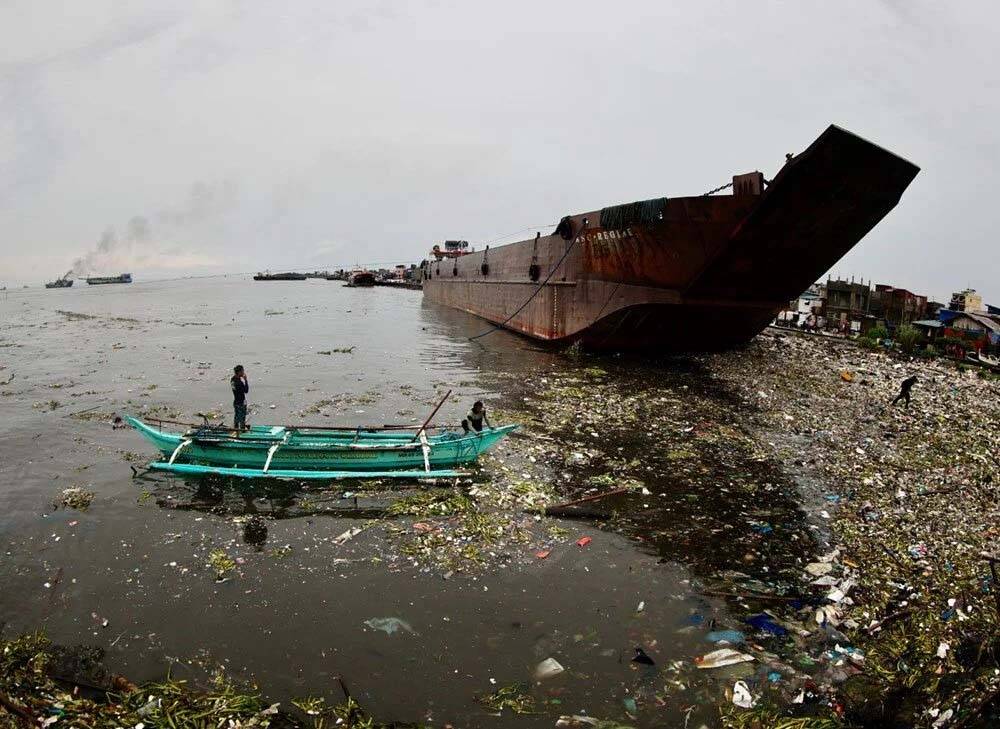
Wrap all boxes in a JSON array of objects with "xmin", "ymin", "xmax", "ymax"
[
  {"xmin": 254, "ymin": 272, "xmax": 308, "ymax": 281},
  {"xmin": 422, "ymin": 125, "xmax": 919, "ymax": 352},
  {"xmin": 86, "ymin": 273, "xmax": 132, "ymax": 285}
]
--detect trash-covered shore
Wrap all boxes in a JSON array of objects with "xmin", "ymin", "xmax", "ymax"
[
  {"xmin": 466, "ymin": 329, "xmax": 1000, "ymax": 727},
  {"xmin": 700, "ymin": 331, "xmax": 1000, "ymax": 727}
]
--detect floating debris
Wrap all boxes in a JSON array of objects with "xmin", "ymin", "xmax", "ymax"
[
  {"xmin": 208, "ymin": 549, "xmax": 236, "ymax": 581},
  {"xmin": 57, "ymin": 487, "xmax": 95, "ymax": 510},
  {"xmin": 694, "ymin": 648, "xmax": 755, "ymax": 669},
  {"xmin": 477, "ymin": 681, "xmax": 536, "ymax": 715},
  {"xmin": 363, "ymin": 617, "xmax": 415, "ymax": 636},
  {"xmin": 534, "ymin": 657, "xmax": 565, "ymax": 681}
]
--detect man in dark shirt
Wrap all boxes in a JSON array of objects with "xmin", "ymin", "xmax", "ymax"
[
  {"xmin": 461, "ymin": 401, "xmax": 491, "ymax": 434},
  {"xmin": 231, "ymin": 365, "xmax": 249, "ymax": 430},
  {"xmin": 891, "ymin": 375, "xmax": 917, "ymax": 408}
]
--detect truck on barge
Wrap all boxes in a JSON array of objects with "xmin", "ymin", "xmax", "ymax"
[{"xmin": 421, "ymin": 125, "xmax": 919, "ymax": 352}]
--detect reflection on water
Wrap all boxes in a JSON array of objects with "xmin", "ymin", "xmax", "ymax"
[{"xmin": 137, "ymin": 471, "xmax": 411, "ymax": 522}]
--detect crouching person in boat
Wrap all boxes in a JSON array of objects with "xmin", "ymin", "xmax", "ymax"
[
  {"xmin": 231, "ymin": 365, "xmax": 249, "ymax": 430},
  {"xmin": 462, "ymin": 401, "xmax": 491, "ymax": 434}
]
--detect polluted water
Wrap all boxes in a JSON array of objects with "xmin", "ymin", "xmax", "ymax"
[{"xmin": 1, "ymin": 278, "xmax": 998, "ymax": 727}]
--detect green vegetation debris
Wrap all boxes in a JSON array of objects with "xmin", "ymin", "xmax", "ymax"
[
  {"xmin": 477, "ymin": 682, "xmax": 536, "ymax": 714},
  {"xmin": 209, "ymin": 549, "xmax": 236, "ymax": 580},
  {"xmin": 386, "ymin": 489, "xmax": 473, "ymax": 517}
]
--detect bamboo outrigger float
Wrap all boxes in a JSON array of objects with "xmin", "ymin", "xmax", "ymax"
[{"xmin": 125, "ymin": 416, "xmax": 517, "ymax": 480}]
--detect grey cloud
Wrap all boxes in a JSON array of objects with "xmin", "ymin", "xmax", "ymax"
[{"xmin": 0, "ymin": 1, "xmax": 997, "ymax": 302}]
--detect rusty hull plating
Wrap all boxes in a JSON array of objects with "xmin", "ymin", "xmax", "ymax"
[{"xmin": 422, "ymin": 125, "xmax": 920, "ymax": 352}]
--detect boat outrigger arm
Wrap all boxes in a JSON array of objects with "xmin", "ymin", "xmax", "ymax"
[
  {"xmin": 420, "ymin": 430, "xmax": 431, "ymax": 472},
  {"xmin": 262, "ymin": 432, "xmax": 290, "ymax": 473},
  {"xmin": 168, "ymin": 438, "xmax": 192, "ymax": 464}
]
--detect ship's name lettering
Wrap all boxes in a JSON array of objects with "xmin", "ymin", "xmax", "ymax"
[
  {"xmin": 583, "ymin": 229, "xmax": 633, "ymax": 254},
  {"xmin": 584, "ymin": 228, "xmax": 632, "ymax": 243}
]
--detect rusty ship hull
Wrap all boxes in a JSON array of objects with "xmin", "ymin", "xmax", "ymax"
[{"xmin": 422, "ymin": 125, "xmax": 919, "ymax": 352}]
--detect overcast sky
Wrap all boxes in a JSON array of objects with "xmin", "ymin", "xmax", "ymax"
[{"xmin": 0, "ymin": 1, "xmax": 996, "ymax": 303}]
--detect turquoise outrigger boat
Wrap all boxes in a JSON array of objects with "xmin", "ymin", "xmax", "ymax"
[{"xmin": 125, "ymin": 416, "xmax": 517, "ymax": 480}]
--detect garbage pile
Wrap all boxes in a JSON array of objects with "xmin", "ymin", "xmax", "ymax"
[
  {"xmin": 467, "ymin": 332, "xmax": 999, "ymax": 727},
  {"xmin": 703, "ymin": 331, "xmax": 1000, "ymax": 727}
]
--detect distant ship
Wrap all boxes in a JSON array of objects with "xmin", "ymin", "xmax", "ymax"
[
  {"xmin": 253, "ymin": 272, "xmax": 307, "ymax": 281},
  {"xmin": 45, "ymin": 271, "xmax": 74, "ymax": 289},
  {"xmin": 86, "ymin": 273, "xmax": 132, "ymax": 285},
  {"xmin": 346, "ymin": 270, "xmax": 376, "ymax": 287},
  {"xmin": 421, "ymin": 125, "xmax": 919, "ymax": 352}
]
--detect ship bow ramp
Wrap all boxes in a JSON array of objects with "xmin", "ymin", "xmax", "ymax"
[
  {"xmin": 685, "ymin": 125, "xmax": 920, "ymax": 305},
  {"xmin": 579, "ymin": 125, "xmax": 918, "ymax": 351}
]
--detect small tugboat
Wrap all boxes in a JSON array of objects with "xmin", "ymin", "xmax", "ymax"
[
  {"xmin": 86, "ymin": 273, "xmax": 132, "ymax": 285},
  {"xmin": 125, "ymin": 416, "xmax": 516, "ymax": 479},
  {"xmin": 45, "ymin": 271, "xmax": 74, "ymax": 288},
  {"xmin": 346, "ymin": 270, "xmax": 376, "ymax": 287},
  {"xmin": 253, "ymin": 271, "xmax": 308, "ymax": 281}
]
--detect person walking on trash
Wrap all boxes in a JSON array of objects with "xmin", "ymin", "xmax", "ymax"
[
  {"xmin": 462, "ymin": 400, "xmax": 491, "ymax": 433},
  {"xmin": 231, "ymin": 365, "xmax": 250, "ymax": 430},
  {"xmin": 891, "ymin": 375, "xmax": 918, "ymax": 408}
]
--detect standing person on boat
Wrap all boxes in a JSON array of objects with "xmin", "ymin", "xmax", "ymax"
[
  {"xmin": 890, "ymin": 375, "xmax": 917, "ymax": 408},
  {"xmin": 462, "ymin": 401, "xmax": 491, "ymax": 433},
  {"xmin": 231, "ymin": 365, "xmax": 249, "ymax": 430}
]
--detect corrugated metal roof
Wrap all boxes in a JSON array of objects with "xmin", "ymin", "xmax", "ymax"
[{"xmin": 963, "ymin": 312, "xmax": 1000, "ymax": 333}]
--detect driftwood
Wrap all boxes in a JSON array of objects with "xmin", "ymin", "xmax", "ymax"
[
  {"xmin": 879, "ymin": 543, "xmax": 910, "ymax": 574},
  {"xmin": 864, "ymin": 607, "xmax": 914, "ymax": 633},
  {"xmin": 699, "ymin": 589, "xmax": 804, "ymax": 603},
  {"xmin": 540, "ymin": 506, "xmax": 610, "ymax": 520},
  {"xmin": 542, "ymin": 487, "xmax": 631, "ymax": 511}
]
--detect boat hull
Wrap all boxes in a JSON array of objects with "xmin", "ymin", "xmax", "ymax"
[
  {"xmin": 86, "ymin": 273, "xmax": 132, "ymax": 285},
  {"xmin": 126, "ymin": 417, "xmax": 516, "ymax": 473},
  {"xmin": 149, "ymin": 462, "xmax": 465, "ymax": 479},
  {"xmin": 422, "ymin": 125, "xmax": 919, "ymax": 352}
]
